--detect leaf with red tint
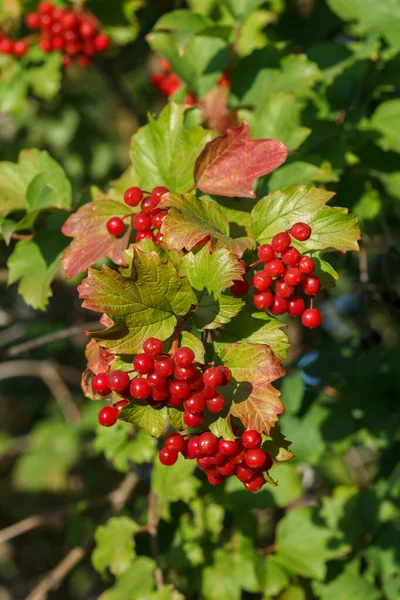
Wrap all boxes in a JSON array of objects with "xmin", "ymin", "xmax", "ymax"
[
  {"xmin": 61, "ymin": 198, "xmax": 131, "ymax": 278},
  {"xmin": 200, "ymin": 83, "xmax": 238, "ymax": 134},
  {"xmin": 194, "ymin": 121, "xmax": 289, "ymax": 198},
  {"xmin": 218, "ymin": 342, "xmax": 285, "ymax": 434},
  {"xmin": 81, "ymin": 339, "xmax": 115, "ymax": 400}
]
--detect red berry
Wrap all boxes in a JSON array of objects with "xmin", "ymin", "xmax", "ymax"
[
  {"xmin": 40, "ymin": 13, "xmax": 54, "ymax": 28},
  {"xmin": 218, "ymin": 439, "xmax": 239, "ymax": 456},
  {"xmin": 62, "ymin": 12, "xmax": 79, "ymax": 29},
  {"xmin": 206, "ymin": 394, "xmax": 225, "ymax": 413},
  {"xmin": 245, "ymin": 448, "xmax": 266, "ymax": 469},
  {"xmin": 298, "ymin": 256, "xmax": 315, "ymax": 274},
  {"xmin": 169, "ymin": 380, "xmax": 191, "ymax": 400},
  {"xmin": 187, "ymin": 436, "xmax": 201, "ymax": 457},
  {"xmin": 230, "ymin": 278, "xmax": 250, "ymax": 297},
  {"xmin": 62, "ymin": 55, "xmax": 72, "ymax": 68},
  {"xmin": 133, "ymin": 353, "xmax": 154, "ymax": 374},
  {"xmin": 290, "ymin": 222, "xmax": 312, "ymax": 241},
  {"xmin": 52, "ymin": 37, "xmax": 64, "ymax": 50},
  {"xmin": 152, "ymin": 186, "xmax": 169, "ymax": 201},
  {"xmin": 213, "ymin": 452, "xmax": 226, "ymax": 466},
  {"xmin": 275, "ymin": 279, "xmax": 295, "ymax": 299},
  {"xmin": 242, "ymin": 430, "xmax": 262, "ymax": 448},
  {"xmin": 188, "ymin": 369, "xmax": 204, "ymax": 391},
  {"xmin": 152, "ymin": 210, "xmax": 167, "ymax": 230},
  {"xmin": 235, "ymin": 464, "xmax": 255, "ymax": 482},
  {"xmin": 167, "ymin": 395, "xmax": 183, "ymax": 407},
  {"xmin": 155, "ymin": 232, "xmax": 164, "ymax": 244},
  {"xmin": 219, "ymin": 366, "xmax": 232, "ymax": 385},
  {"xmin": 184, "ymin": 393, "xmax": 205, "ymax": 413},
  {"xmin": 301, "ymin": 308, "xmax": 322, "ymax": 329},
  {"xmin": 203, "ymin": 386, "xmax": 217, "ymax": 399},
  {"xmin": 230, "ymin": 446, "xmax": 247, "ymax": 465},
  {"xmin": 147, "ymin": 372, "xmax": 167, "ymax": 390},
  {"xmin": 135, "ymin": 231, "xmax": 154, "ymax": 243},
  {"xmin": 94, "ymin": 34, "xmax": 110, "ymax": 52},
  {"xmin": 288, "ymin": 296, "xmax": 305, "ymax": 317},
  {"xmin": 113, "ymin": 399, "xmax": 129, "ymax": 412},
  {"xmin": 130, "ymin": 377, "xmax": 151, "ymax": 400},
  {"xmin": 152, "ymin": 387, "xmax": 169, "ymax": 402},
  {"xmin": 283, "ymin": 267, "xmax": 302, "ymax": 286},
  {"xmin": 14, "ymin": 40, "xmax": 28, "ymax": 57},
  {"xmin": 39, "ymin": 39, "xmax": 52, "ymax": 53},
  {"xmin": 92, "ymin": 373, "xmax": 111, "ymax": 396},
  {"xmin": 77, "ymin": 55, "xmax": 91, "ymax": 67},
  {"xmin": 39, "ymin": 1, "xmax": 54, "ymax": 15},
  {"xmin": 159, "ymin": 447, "xmax": 178, "ymax": 466},
  {"xmin": 271, "ymin": 232, "xmax": 291, "ymax": 253},
  {"xmin": 0, "ymin": 39, "xmax": 14, "ymax": 54},
  {"xmin": 198, "ymin": 432, "xmax": 218, "ymax": 455},
  {"xmin": 173, "ymin": 347, "xmax": 195, "ymax": 367},
  {"xmin": 253, "ymin": 291, "xmax": 273, "ymax": 310},
  {"xmin": 282, "ymin": 246, "xmax": 301, "ymax": 266},
  {"xmin": 270, "ymin": 295, "xmax": 288, "ymax": 315},
  {"xmin": 80, "ymin": 20, "xmax": 96, "ymax": 39},
  {"xmin": 124, "ymin": 186, "xmax": 143, "ymax": 206},
  {"xmin": 174, "ymin": 364, "xmax": 195, "ymax": 381},
  {"xmin": 301, "ymin": 275, "xmax": 321, "ymax": 296},
  {"xmin": 98, "ymin": 406, "xmax": 117, "ymax": 427},
  {"xmin": 203, "ymin": 367, "xmax": 224, "ymax": 388},
  {"xmin": 262, "ymin": 452, "xmax": 274, "ymax": 471},
  {"xmin": 257, "ymin": 244, "xmax": 275, "ymax": 263},
  {"xmin": 207, "ymin": 473, "xmax": 225, "ymax": 486},
  {"xmin": 265, "ymin": 259, "xmax": 285, "ymax": 278},
  {"xmin": 107, "ymin": 370, "xmax": 130, "ymax": 393},
  {"xmin": 197, "ymin": 456, "xmax": 214, "ymax": 469},
  {"xmin": 143, "ymin": 337, "xmax": 163, "ymax": 358},
  {"xmin": 141, "ymin": 196, "xmax": 160, "ymax": 214},
  {"xmin": 133, "ymin": 212, "xmax": 152, "ymax": 231},
  {"xmin": 252, "ymin": 270, "xmax": 272, "ymax": 292},
  {"xmin": 244, "ymin": 472, "xmax": 265, "ymax": 491},
  {"xmin": 164, "ymin": 432, "xmax": 185, "ymax": 453},
  {"xmin": 154, "ymin": 356, "xmax": 174, "ymax": 377},
  {"xmin": 26, "ymin": 12, "xmax": 40, "ymax": 29},
  {"xmin": 217, "ymin": 461, "xmax": 235, "ymax": 476},
  {"xmin": 106, "ymin": 216, "xmax": 125, "ymax": 236},
  {"xmin": 184, "ymin": 411, "xmax": 204, "ymax": 427}
]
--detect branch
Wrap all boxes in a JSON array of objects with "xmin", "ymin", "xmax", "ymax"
[
  {"xmin": 7, "ymin": 322, "xmax": 99, "ymax": 357},
  {"xmin": 148, "ymin": 489, "xmax": 164, "ymax": 589}
]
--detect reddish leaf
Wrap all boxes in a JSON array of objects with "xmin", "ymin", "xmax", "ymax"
[
  {"xmin": 200, "ymin": 83, "xmax": 238, "ymax": 134},
  {"xmin": 194, "ymin": 121, "xmax": 289, "ymax": 198},
  {"xmin": 81, "ymin": 339, "xmax": 115, "ymax": 400},
  {"xmin": 61, "ymin": 199, "xmax": 131, "ymax": 278}
]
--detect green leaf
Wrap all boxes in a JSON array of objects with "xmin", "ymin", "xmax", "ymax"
[
  {"xmin": 313, "ymin": 563, "xmax": 381, "ymax": 600},
  {"xmin": 94, "ymin": 421, "xmax": 156, "ymax": 471},
  {"xmin": 78, "ymin": 249, "xmax": 193, "ymax": 354},
  {"xmin": 279, "ymin": 369, "xmax": 305, "ymax": 416},
  {"xmin": 269, "ymin": 463, "xmax": 303, "ymax": 507},
  {"xmin": 209, "ymin": 416, "xmax": 235, "ymax": 440},
  {"xmin": 146, "ymin": 586, "xmax": 185, "ymax": 600},
  {"xmin": 240, "ymin": 93, "xmax": 311, "ymax": 151},
  {"xmin": 180, "ymin": 244, "xmax": 245, "ymax": 293},
  {"xmin": 119, "ymin": 404, "xmax": 168, "ymax": 438},
  {"xmin": 312, "ymin": 251, "xmax": 340, "ymax": 288},
  {"xmin": 152, "ymin": 454, "xmax": 200, "ymax": 520},
  {"xmin": 98, "ymin": 557, "xmax": 155, "ymax": 600},
  {"xmin": 180, "ymin": 331, "xmax": 205, "ymax": 362},
  {"xmin": 193, "ymin": 292, "xmax": 244, "ymax": 330},
  {"xmin": 24, "ymin": 52, "xmax": 62, "ymax": 101},
  {"xmin": 218, "ymin": 342, "xmax": 285, "ymax": 434},
  {"xmin": 153, "ymin": 9, "xmax": 213, "ymax": 33},
  {"xmin": 263, "ymin": 425, "xmax": 293, "ymax": 462},
  {"xmin": 257, "ymin": 556, "xmax": 289, "ymax": 597},
  {"xmin": 268, "ymin": 161, "xmax": 339, "ymax": 192},
  {"xmin": 128, "ymin": 103, "xmax": 211, "ymax": 192},
  {"xmin": 369, "ymin": 100, "xmax": 400, "ymax": 153},
  {"xmin": 92, "ymin": 517, "xmax": 139, "ymax": 576},
  {"xmin": 222, "ymin": 0, "xmax": 268, "ymax": 21},
  {"xmin": 251, "ymin": 185, "xmax": 360, "ymax": 253},
  {"xmin": 7, "ymin": 232, "xmax": 67, "ymax": 310}
]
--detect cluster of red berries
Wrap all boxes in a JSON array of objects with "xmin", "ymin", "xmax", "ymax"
[
  {"xmin": 231, "ymin": 222, "xmax": 322, "ymax": 329},
  {"xmin": 159, "ymin": 429, "xmax": 273, "ymax": 491},
  {"xmin": 94, "ymin": 337, "xmax": 232, "ymax": 428},
  {"xmin": 106, "ymin": 185, "xmax": 169, "ymax": 243},
  {"xmin": 151, "ymin": 59, "xmax": 196, "ymax": 105},
  {"xmin": 0, "ymin": 33, "xmax": 29, "ymax": 57},
  {"xmin": 21, "ymin": 1, "xmax": 110, "ymax": 68}
]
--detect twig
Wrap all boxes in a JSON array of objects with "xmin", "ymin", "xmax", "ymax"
[
  {"xmin": 0, "ymin": 514, "xmax": 62, "ymax": 545},
  {"xmin": 0, "ymin": 323, "xmax": 25, "ymax": 348},
  {"xmin": 7, "ymin": 322, "xmax": 99, "ymax": 357},
  {"xmin": 148, "ymin": 489, "xmax": 164, "ymax": 589}
]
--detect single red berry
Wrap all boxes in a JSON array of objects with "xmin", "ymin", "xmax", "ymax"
[
  {"xmin": 219, "ymin": 366, "xmax": 232, "ymax": 385},
  {"xmin": 133, "ymin": 353, "xmax": 154, "ymax": 374},
  {"xmin": 264, "ymin": 259, "xmax": 285, "ymax": 278},
  {"xmin": 136, "ymin": 231, "xmax": 155, "ymax": 242},
  {"xmin": 77, "ymin": 55, "xmax": 91, "ymax": 67},
  {"xmin": 288, "ymin": 296, "xmax": 305, "ymax": 317},
  {"xmin": 25, "ymin": 12, "xmax": 40, "ymax": 29},
  {"xmin": 113, "ymin": 399, "xmax": 130, "ymax": 412},
  {"xmin": 80, "ymin": 20, "xmax": 96, "ymax": 39},
  {"xmin": 51, "ymin": 21, "xmax": 62, "ymax": 35},
  {"xmin": 0, "ymin": 39, "xmax": 14, "ymax": 54},
  {"xmin": 218, "ymin": 439, "xmax": 239, "ymax": 456},
  {"xmin": 147, "ymin": 372, "xmax": 167, "ymax": 389},
  {"xmin": 245, "ymin": 448, "xmax": 266, "ymax": 469},
  {"xmin": 169, "ymin": 380, "xmax": 191, "ymax": 400},
  {"xmin": 230, "ymin": 278, "xmax": 250, "ymax": 297},
  {"xmin": 62, "ymin": 55, "xmax": 72, "ymax": 68},
  {"xmin": 184, "ymin": 411, "xmax": 204, "ymax": 427},
  {"xmin": 106, "ymin": 216, "xmax": 125, "ymax": 236},
  {"xmin": 152, "ymin": 210, "xmax": 167, "ymax": 230},
  {"xmin": 301, "ymin": 275, "xmax": 321, "ymax": 296},
  {"xmin": 173, "ymin": 347, "xmax": 195, "ymax": 367},
  {"xmin": 252, "ymin": 270, "xmax": 272, "ymax": 292},
  {"xmin": 197, "ymin": 456, "xmax": 214, "ymax": 469},
  {"xmin": 155, "ymin": 232, "xmax": 164, "ymax": 244},
  {"xmin": 39, "ymin": 1, "xmax": 54, "ymax": 15},
  {"xmin": 164, "ymin": 432, "xmax": 185, "ymax": 453},
  {"xmin": 184, "ymin": 393, "xmax": 205, "ymax": 413},
  {"xmin": 181, "ymin": 439, "xmax": 195, "ymax": 460},
  {"xmin": 98, "ymin": 406, "xmax": 117, "ymax": 427},
  {"xmin": 262, "ymin": 452, "xmax": 273, "ymax": 471},
  {"xmin": 290, "ymin": 222, "xmax": 312, "ymax": 241},
  {"xmin": 152, "ymin": 186, "xmax": 169, "ymax": 201},
  {"xmin": 217, "ymin": 461, "xmax": 235, "ymax": 476},
  {"xmin": 253, "ymin": 290, "xmax": 273, "ymax": 310},
  {"xmin": 206, "ymin": 394, "xmax": 225, "ymax": 413},
  {"xmin": 198, "ymin": 432, "xmax": 218, "ymax": 456},
  {"xmin": 124, "ymin": 186, "xmax": 143, "ymax": 206},
  {"xmin": 52, "ymin": 7, "xmax": 65, "ymax": 21},
  {"xmin": 244, "ymin": 472, "xmax": 265, "ymax": 491},
  {"xmin": 270, "ymin": 295, "xmax": 288, "ymax": 315},
  {"xmin": 271, "ymin": 232, "xmax": 291, "ymax": 253},
  {"xmin": 141, "ymin": 196, "xmax": 160, "ymax": 214},
  {"xmin": 143, "ymin": 337, "xmax": 163, "ymax": 358},
  {"xmin": 213, "ymin": 452, "xmax": 226, "ymax": 466},
  {"xmin": 39, "ymin": 38, "xmax": 52, "ymax": 53},
  {"xmin": 14, "ymin": 40, "xmax": 28, "ymax": 57},
  {"xmin": 275, "ymin": 279, "xmax": 295, "ymax": 299},
  {"xmin": 242, "ymin": 430, "xmax": 262, "ymax": 448},
  {"xmin": 298, "ymin": 256, "xmax": 315, "ymax": 274},
  {"xmin": 133, "ymin": 212, "xmax": 152, "ymax": 231},
  {"xmin": 62, "ymin": 11, "xmax": 79, "ymax": 29},
  {"xmin": 187, "ymin": 436, "xmax": 201, "ymax": 457},
  {"xmin": 167, "ymin": 395, "xmax": 183, "ymax": 407},
  {"xmin": 152, "ymin": 387, "xmax": 169, "ymax": 402},
  {"xmin": 107, "ymin": 370, "xmax": 130, "ymax": 393},
  {"xmin": 257, "ymin": 244, "xmax": 275, "ymax": 263},
  {"xmin": 283, "ymin": 267, "xmax": 302, "ymax": 286},
  {"xmin": 301, "ymin": 308, "xmax": 322, "ymax": 328},
  {"xmin": 40, "ymin": 13, "xmax": 54, "ymax": 28},
  {"xmin": 94, "ymin": 34, "xmax": 110, "ymax": 52},
  {"xmin": 159, "ymin": 447, "xmax": 178, "ymax": 466},
  {"xmin": 130, "ymin": 377, "xmax": 151, "ymax": 400},
  {"xmin": 174, "ymin": 364, "xmax": 195, "ymax": 381},
  {"xmin": 188, "ymin": 369, "xmax": 204, "ymax": 391},
  {"xmin": 203, "ymin": 367, "xmax": 224, "ymax": 388},
  {"xmin": 235, "ymin": 464, "xmax": 255, "ymax": 482},
  {"xmin": 230, "ymin": 445, "xmax": 247, "ymax": 465},
  {"xmin": 154, "ymin": 356, "xmax": 174, "ymax": 377},
  {"xmin": 282, "ymin": 246, "xmax": 301, "ymax": 266},
  {"xmin": 207, "ymin": 473, "xmax": 225, "ymax": 486},
  {"xmin": 64, "ymin": 29, "xmax": 78, "ymax": 42},
  {"xmin": 92, "ymin": 373, "xmax": 111, "ymax": 396},
  {"xmin": 52, "ymin": 37, "xmax": 64, "ymax": 50},
  {"xmin": 203, "ymin": 386, "xmax": 217, "ymax": 399}
]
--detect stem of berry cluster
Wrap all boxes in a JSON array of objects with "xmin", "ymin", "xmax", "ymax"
[{"xmin": 170, "ymin": 317, "xmax": 186, "ymax": 354}]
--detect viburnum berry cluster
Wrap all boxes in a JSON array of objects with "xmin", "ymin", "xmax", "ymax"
[
  {"xmin": 7, "ymin": 1, "xmax": 111, "ymax": 68},
  {"xmin": 94, "ymin": 337, "xmax": 232, "ymax": 427},
  {"xmin": 106, "ymin": 185, "xmax": 169, "ymax": 243},
  {"xmin": 231, "ymin": 222, "xmax": 322, "ymax": 329},
  {"xmin": 151, "ymin": 59, "xmax": 196, "ymax": 105},
  {"xmin": 159, "ymin": 429, "xmax": 273, "ymax": 491}
]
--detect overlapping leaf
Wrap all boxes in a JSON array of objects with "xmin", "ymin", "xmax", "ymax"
[
  {"xmin": 92, "ymin": 516, "xmax": 140, "ymax": 576},
  {"xmin": 78, "ymin": 249, "xmax": 193, "ymax": 354},
  {"xmin": 194, "ymin": 121, "xmax": 289, "ymax": 198}
]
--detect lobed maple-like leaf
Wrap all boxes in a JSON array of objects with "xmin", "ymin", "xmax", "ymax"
[
  {"xmin": 200, "ymin": 82, "xmax": 239, "ymax": 134},
  {"xmin": 61, "ymin": 198, "xmax": 131, "ymax": 278},
  {"xmin": 219, "ymin": 342, "xmax": 285, "ymax": 434},
  {"xmin": 194, "ymin": 121, "xmax": 289, "ymax": 198}
]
